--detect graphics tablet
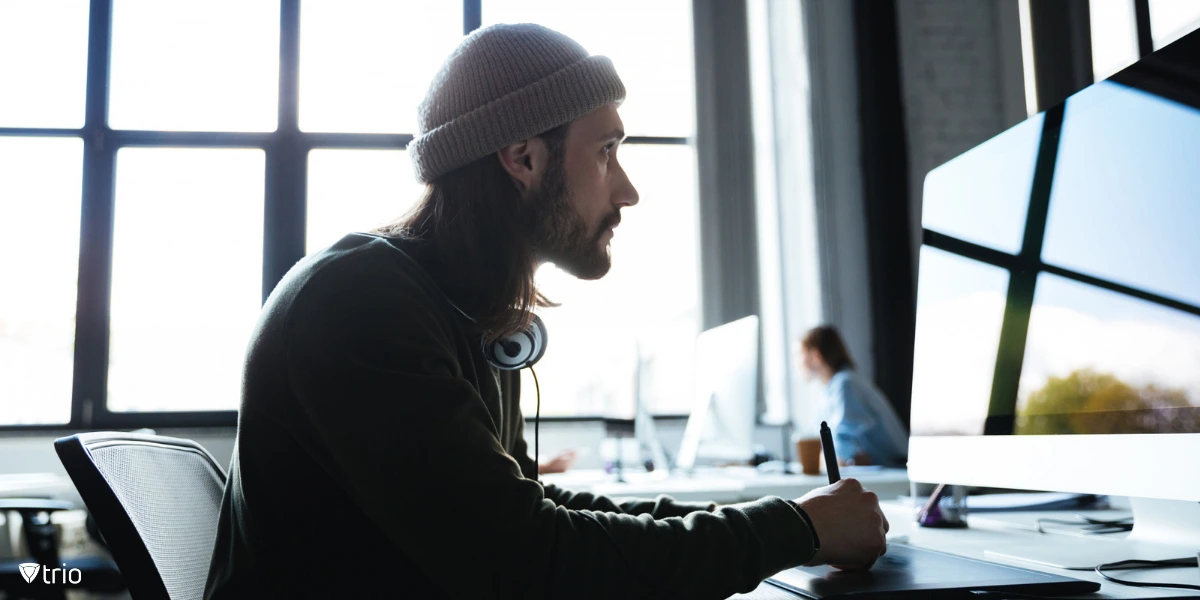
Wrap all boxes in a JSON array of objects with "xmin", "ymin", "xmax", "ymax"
[{"xmin": 766, "ymin": 543, "xmax": 1101, "ymax": 599}]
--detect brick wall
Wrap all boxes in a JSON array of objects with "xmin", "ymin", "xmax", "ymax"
[{"xmin": 894, "ymin": 0, "xmax": 1028, "ymax": 272}]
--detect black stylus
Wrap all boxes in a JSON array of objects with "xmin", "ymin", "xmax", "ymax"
[{"xmin": 820, "ymin": 421, "xmax": 840, "ymax": 483}]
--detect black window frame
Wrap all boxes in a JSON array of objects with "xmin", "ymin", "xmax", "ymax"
[{"xmin": 0, "ymin": 0, "xmax": 699, "ymax": 432}]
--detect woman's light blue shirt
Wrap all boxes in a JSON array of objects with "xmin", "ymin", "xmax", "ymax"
[{"xmin": 822, "ymin": 369, "xmax": 909, "ymax": 466}]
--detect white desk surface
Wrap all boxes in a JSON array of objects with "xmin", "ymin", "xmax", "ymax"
[
  {"xmin": 0, "ymin": 472, "xmax": 73, "ymax": 497},
  {"xmin": 540, "ymin": 469, "xmax": 1198, "ymax": 600},
  {"xmin": 868, "ymin": 500, "xmax": 1196, "ymax": 599},
  {"xmin": 541, "ymin": 466, "xmax": 912, "ymax": 505},
  {"xmin": 734, "ymin": 500, "xmax": 1198, "ymax": 599}
]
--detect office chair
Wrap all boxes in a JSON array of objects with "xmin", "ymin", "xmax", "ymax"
[{"xmin": 54, "ymin": 432, "xmax": 227, "ymax": 600}]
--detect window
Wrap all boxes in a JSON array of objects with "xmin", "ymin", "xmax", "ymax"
[
  {"xmin": 1089, "ymin": 0, "xmax": 1140, "ymax": 81},
  {"xmin": 108, "ymin": 0, "xmax": 280, "ymax": 132},
  {"xmin": 482, "ymin": 0, "xmax": 700, "ymax": 418},
  {"xmin": 305, "ymin": 150, "xmax": 424, "ymax": 254},
  {"xmin": 107, "ymin": 149, "xmax": 264, "ymax": 413},
  {"xmin": 482, "ymin": 0, "xmax": 695, "ymax": 138},
  {"xmin": 298, "ymin": 2, "xmax": 462, "ymax": 134},
  {"xmin": 1148, "ymin": 0, "xmax": 1200, "ymax": 49},
  {"xmin": 521, "ymin": 145, "xmax": 701, "ymax": 417},
  {"xmin": 0, "ymin": 138, "xmax": 84, "ymax": 425},
  {"xmin": 0, "ymin": 1, "xmax": 89, "ymax": 129},
  {"xmin": 0, "ymin": 0, "xmax": 712, "ymax": 429}
]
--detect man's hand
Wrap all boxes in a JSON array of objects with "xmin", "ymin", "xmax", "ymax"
[
  {"xmin": 793, "ymin": 478, "xmax": 888, "ymax": 571},
  {"xmin": 538, "ymin": 449, "xmax": 577, "ymax": 474}
]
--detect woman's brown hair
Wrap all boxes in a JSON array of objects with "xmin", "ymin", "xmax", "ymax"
[
  {"xmin": 800, "ymin": 325, "xmax": 857, "ymax": 373},
  {"xmin": 372, "ymin": 124, "xmax": 569, "ymax": 343}
]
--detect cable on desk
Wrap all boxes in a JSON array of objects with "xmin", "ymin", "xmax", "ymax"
[
  {"xmin": 1094, "ymin": 557, "xmax": 1200, "ymax": 591},
  {"xmin": 967, "ymin": 556, "xmax": 1199, "ymax": 597},
  {"xmin": 969, "ymin": 590, "xmax": 1079, "ymax": 599},
  {"xmin": 1034, "ymin": 514, "xmax": 1133, "ymax": 535}
]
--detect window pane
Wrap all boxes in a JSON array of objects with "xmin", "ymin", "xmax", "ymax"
[
  {"xmin": 922, "ymin": 113, "xmax": 1042, "ymax": 254},
  {"xmin": 1042, "ymin": 81, "xmax": 1200, "ymax": 307},
  {"xmin": 910, "ymin": 247, "xmax": 1010, "ymax": 436},
  {"xmin": 299, "ymin": 1, "xmax": 462, "ymax": 133},
  {"xmin": 0, "ymin": 137, "xmax": 83, "ymax": 425},
  {"xmin": 109, "ymin": 0, "xmax": 280, "ymax": 132},
  {"xmin": 305, "ymin": 149, "xmax": 425, "ymax": 254},
  {"xmin": 0, "ymin": 1, "xmax": 89, "ymax": 128},
  {"xmin": 1016, "ymin": 274, "xmax": 1200, "ymax": 435},
  {"xmin": 1149, "ymin": 0, "xmax": 1200, "ymax": 49},
  {"xmin": 482, "ymin": 0, "xmax": 695, "ymax": 138},
  {"xmin": 108, "ymin": 149, "xmax": 264, "ymax": 412},
  {"xmin": 521, "ymin": 144, "xmax": 701, "ymax": 417},
  {"xmin": 1090, "ymin": 0, "xmax": 1139, "ymax": 81}
]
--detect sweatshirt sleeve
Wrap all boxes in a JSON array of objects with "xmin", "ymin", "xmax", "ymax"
[{"xmin": 285, "ymin": 260, "xmax": 815, "ymax": 600}]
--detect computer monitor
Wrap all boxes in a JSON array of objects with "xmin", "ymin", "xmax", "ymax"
[
  {"xmin": 675, "ymin": 315, "xmax": 759, "ymax": 471},
  {"xmin": 908, "ymin": 28, "xmax": 1200, "ymax": 564}
]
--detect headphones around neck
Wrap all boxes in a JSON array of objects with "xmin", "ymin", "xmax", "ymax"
[{"xmin": 446, "ymin": 300, "xmax": 547, "ymax": 371}]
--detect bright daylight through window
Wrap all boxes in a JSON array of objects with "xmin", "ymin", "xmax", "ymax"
[
  {"xmin": 1, "ymin": 0, "xmax": 702, "ymax": 425},
  {"xmin": 481, "ymin": 0, "xmax": 700, "ymax": 417}
]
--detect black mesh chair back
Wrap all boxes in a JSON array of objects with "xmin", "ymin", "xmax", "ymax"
[{"xmin": 55, "ymin": 432, "xmax": 227, "ymax": 600}]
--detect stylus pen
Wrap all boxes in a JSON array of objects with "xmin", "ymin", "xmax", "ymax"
[{"xmin": 820, "ymin": 421, "xmax": 840, "ymax": 483}]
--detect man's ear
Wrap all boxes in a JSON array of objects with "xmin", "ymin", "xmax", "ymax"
[{"xmin": 497, "ymin": 137, "xmax": 547, "ymax": 193}]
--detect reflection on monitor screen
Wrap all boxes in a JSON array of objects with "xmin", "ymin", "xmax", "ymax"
[
  {"xmin": 1016, "ymin": 274, "xmax": 1200, "ymax": 435},
  {"xmin": 912, "ymin": 28, "xmax": 1200, "ymax": 439}
]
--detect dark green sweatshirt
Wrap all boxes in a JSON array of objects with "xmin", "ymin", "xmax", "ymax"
[{"xmin": 204, "ymin": 233, "xmax": 815, "ymax": 599}]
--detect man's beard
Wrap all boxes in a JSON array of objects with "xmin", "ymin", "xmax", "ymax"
[{"xmin": 526, "ymin": 160, "xmax": 619, "ymax": 280}]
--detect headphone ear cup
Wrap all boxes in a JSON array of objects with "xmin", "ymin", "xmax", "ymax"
[
  {"xmin": 483, "ymin": 314, "xmax": 548, "ymax": 370},
  {"xmin": 526, "ymin": 314, "xmax": 547, "ymax": 366}
]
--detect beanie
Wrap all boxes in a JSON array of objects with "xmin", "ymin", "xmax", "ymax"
[{"xmin": 408, "ymin": 23, "xmax": 626, "ymax": 183}]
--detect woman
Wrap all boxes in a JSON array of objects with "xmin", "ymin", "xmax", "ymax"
[{"xmin": 800, "ymin": 325, "xmax": 909, "ymax": 467}]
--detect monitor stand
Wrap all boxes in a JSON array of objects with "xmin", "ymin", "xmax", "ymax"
[{"xmin": 985, "ymin": 498, "xmax": 1200, "ymax": 570}]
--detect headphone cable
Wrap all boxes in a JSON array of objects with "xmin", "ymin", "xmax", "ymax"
[
  {"xmin": 529, "ymin": 366, "xmax": 663, "ymax": 596},
  {"xmin": 531, "ymin": 366, "xmax": 541, "ymax": 481}
]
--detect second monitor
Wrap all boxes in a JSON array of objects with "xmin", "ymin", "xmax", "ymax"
[{"xmin": 675, "ymin": 314, "xmax": 760, "ymax": 471}]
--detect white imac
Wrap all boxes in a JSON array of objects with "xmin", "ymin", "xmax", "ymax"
[
  {"xmin": 675, "ymin": 315, "xmax": 759, "ymax": 472},
  {"xmin": 908, "ymin": 28, "xmax": 1200, "ymax": 568},
  {"xmin": 633, "ymin": 342, "xmax": 671, "ymax": 473}
]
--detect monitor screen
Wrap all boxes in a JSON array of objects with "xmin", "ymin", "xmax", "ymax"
[{"xmin": 909, "ymin": 28, "xmax": 1200, "ymax": 498}]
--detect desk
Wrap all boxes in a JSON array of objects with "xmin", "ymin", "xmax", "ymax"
[
  {"xmin": 734, "ymin": 500, "xmax": 1199, "ymax": 599},
  {"xmin": 0, "ymin": 473, "xmax": 91, "ymax": 560},
  {"xmin": 541, "ymin": 467, "xmax": 912, "ymax": 505}
]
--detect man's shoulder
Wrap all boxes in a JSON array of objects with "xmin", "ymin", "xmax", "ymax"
[{"xmin": 269, "ymin": 233, "xmax": 455, "ymax": 336}]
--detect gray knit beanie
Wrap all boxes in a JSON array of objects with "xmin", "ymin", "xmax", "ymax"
[{"xmin": 408, "ymin": 23, "xmax": 626, "ymax": 183}]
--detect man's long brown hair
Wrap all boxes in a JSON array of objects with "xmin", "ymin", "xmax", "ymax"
[
  {"xmin": 800, "ymin": 325, "xmax": 857, "ymax": 373},
  {"xmin": 373, "ymin": 124, "xmax": 570, "ymax": 343}
]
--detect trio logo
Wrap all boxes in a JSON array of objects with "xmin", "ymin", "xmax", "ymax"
[{"xmin": 18, "ymin": 562, "xmax": 82, "ymax": 585}]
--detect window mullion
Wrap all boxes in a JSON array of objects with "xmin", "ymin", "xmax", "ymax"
[
  {"xmin": 72, "ymin": 0, "xmax": 116, "ymax": 428},
  {"xmin": 263, "ymin": 0, "xmax": 305, "ymax": 303}
]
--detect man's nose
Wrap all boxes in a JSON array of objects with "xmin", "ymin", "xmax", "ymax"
[{"xmin": 615, "ymin": 171, "xmax": 639, "ymax": 208}]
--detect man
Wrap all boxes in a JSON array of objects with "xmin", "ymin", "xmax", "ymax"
[{"xmin": 205, "ymin": 24, "xmax": 887, "ymax": 599}]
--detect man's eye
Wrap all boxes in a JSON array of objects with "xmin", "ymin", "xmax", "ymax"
[{"xmin": 603, "ymin": 143, "xmax": 615, "ymax": 154}]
